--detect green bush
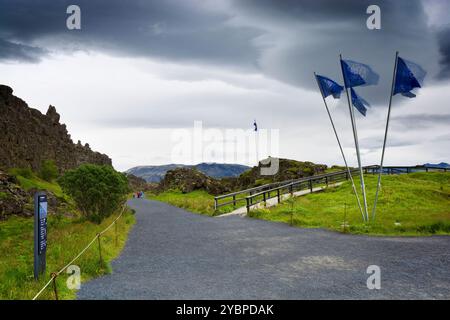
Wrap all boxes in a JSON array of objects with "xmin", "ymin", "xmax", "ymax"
[
  {"xmin": 39, "ymin": 159, "xmax": 59, "ymax": 182},
  {"xmin": 58, "ymin": 164, "xmax": 129, "ymax": 223}
]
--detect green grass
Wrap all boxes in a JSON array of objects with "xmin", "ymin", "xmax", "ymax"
[
  {"xmin": 8, "ymin": 168, "xmax": 70, "ymax": 203},
  {"xmin": 249, "ymin": 172, "xmax": 450, "ymax": 236},
  {"xmin": 16, "ymin": 175, "xmax": 63, "ymax": 196},
  {"xmin": 147, "ymin": 190, "xmax": 238, "ymax": 216},
  {"xmin": 0, "ymin": 209, "xmax": 135, "ymax": 300}
]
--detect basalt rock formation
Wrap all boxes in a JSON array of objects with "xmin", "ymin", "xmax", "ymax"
[
  {"xmin": 0, "ymin": 170, "xmax": 30, "ymax": 219},
  {"xmin": 0, "ymin": 85, "xmax": 111, "ymax": 172},
  {"xmin": 158, "ymin": 167, "xmax": 229, "ymax": 195},
  {"xmin": 126, "ymin": 173, "xmax": 151, "ymax": 192}
]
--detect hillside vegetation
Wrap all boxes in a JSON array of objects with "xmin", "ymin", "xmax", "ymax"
[{"xmin": 222, "ymin": 158, "xmax": 328, "ymax": 190}]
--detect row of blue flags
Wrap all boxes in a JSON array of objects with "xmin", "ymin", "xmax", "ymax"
[{"xmin": 315, "ymin": 55, "xmax": 426, "ymax": 116}]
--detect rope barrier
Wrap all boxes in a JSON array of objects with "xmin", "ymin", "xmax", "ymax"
[{"xmin": 31, "ymin": 205, "xmax": 126, "ymax": 300}]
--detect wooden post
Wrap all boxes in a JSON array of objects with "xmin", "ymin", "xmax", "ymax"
[
  {"xmin": 214, "ymin": 197, "xmax": 218, "ymax": 211},
  {"xmin": 233, "ymin": 195, "xmax": 236, "ymax": 208},
  {"xmin": 246, "ymin": 198, "xmax": 250, "ymax": 214},
  {"xmin": 263, "ymin": 192, "xmax": 266, "ymax": 205},
  {"xmin": 51, "ymin": 273, "xmax": 59, "ymax": 300},
  {"xmin": 309, "ymin": 180, "xmax": 313, "ymax": 192},
  {"xmin": 325, "ymin": 176, "xmax": 328, "ymax": 186},
  {"xmin": 277, "ymin": 189, "xmax": 280, "ymax": 203},
  {"xmin": 97, "ymin": 234, "xmax": 103, "ymax": 267}
]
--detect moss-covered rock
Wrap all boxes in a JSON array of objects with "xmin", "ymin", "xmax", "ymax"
[
  {"xmin": 224, "ymin": 157, "xmax": 328, "ymax": 190},
  {"xmin": 158, "ymin": 167, "xmax": 229, "ymax": 195},
  {"xmin": 0, "ymin": 170, "xmax": 31, "ymax": 219}
]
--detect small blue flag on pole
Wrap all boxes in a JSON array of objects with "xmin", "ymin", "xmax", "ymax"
[
  {"xmin": 253, "ymin": 120, "xmax": 257, "ymax": 132},
  {"xmin": 350, "ymin": 88, "xmax": 370, "ymax": 116},
  {"xmin": 315, "ymin": 75, "xmax": 344, "ymax": 99},
  {"xmin": 394, "ymin": 57, "xmax": 426, "ymax": 98},
  {"xmin": 341, "ymin": 59, "xmax": 379, "ymax": 88}
]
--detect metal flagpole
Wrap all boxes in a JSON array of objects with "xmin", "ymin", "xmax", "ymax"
[
  {"xmin": 314, "ymin": 72, "xmax": 366, "ymax": 222},
  {"xmin": 372, "ymin": 51, "xmax": 399, "ymax": 221},
  {"xmin": 254, "ymin": 119, "xmax": 259, "ymax": 166},
  {"xmin": 339, "ymin": 54, "xmax": 369, "ymax": 222}
]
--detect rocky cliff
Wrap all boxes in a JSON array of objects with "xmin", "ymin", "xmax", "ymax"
[{"xmin": 0, "ymin": 85, "xmax": 111, "ymax": 172}]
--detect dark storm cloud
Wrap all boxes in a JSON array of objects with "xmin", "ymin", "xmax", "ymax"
[
  {"xmin": 0, "ymin": 38, "xmax": 48, "ymax": 62},
  {"xmin": 436, "ymin": 27, "xmax": 450, "ymax": 79},
  {"xmin": 231, "ymin": 0, "xmax": 439, "ymax": 103},
  {"xmin": 234, "ymin": 0, "xmax": 374, "ymax": 22},
  {"xmin": 0, "ymin": 0, "xmax": 447, "ymax": 98},
  {"xmin": 0, "ymin": 0, "xmax": 261, "ymax": 70}
]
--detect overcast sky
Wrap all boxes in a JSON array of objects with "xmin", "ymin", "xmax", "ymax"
[{"xmin": 1, "ymin": 0, "xmax": 449, "ymax": 171}]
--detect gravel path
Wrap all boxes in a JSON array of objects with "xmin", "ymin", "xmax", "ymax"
[{"xmin": 77, "ymin": 198, "xmax": 450, "ymax": 299}]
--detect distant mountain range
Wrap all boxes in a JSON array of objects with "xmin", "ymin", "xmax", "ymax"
[
  {"xmin": 424, "ymin": 162, "xmax": 450, "ymax": 168},
  {"xmin": 126, "ymin": 163, "xmax": 251, "ymax": 182}
]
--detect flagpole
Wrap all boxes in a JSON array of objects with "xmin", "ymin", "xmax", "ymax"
[
  {"xmin": 372, "ymin": 51, "xmax": 399, "ymax": 221},
  {"xmin": 314, "ymin": 72, "xmax": 366, "ymax": 222},
  {"xmin": 339, "ymin": 54, "xmax": 369, "ymax": 222},
  {"xmin": 254, "ymin": 120, "xmax": 259, "ymax": 166}
]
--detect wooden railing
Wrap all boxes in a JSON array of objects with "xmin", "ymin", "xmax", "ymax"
[{"xmin": 214, "ymin": 164, "xmax": 448, "ymax": 214}]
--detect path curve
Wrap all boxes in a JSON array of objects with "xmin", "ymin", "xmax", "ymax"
[{"xmin": 77, "ymin": 198, "xmax": 450, "ymax": 299}]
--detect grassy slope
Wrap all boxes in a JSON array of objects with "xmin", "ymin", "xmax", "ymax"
[
  {"xmin": 0, "ymin": 171, "xmax": 135, "ymax": 300},
  {"xmin": 249, "ymin": 172, "xmax": 450, "ymax": 236},
  {"xmin": 147, "ymin": 190, "xmax": 218, "ymax": 216}
]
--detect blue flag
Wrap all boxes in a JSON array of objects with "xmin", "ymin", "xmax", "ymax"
[
  {"xmin": 350, "ymin": 88, "xmax": 370, "ymax": 116},
  {"xmin": 341, "ymin": 59, "xmax": 379, "ymax": 88},
  {"xmin": 394, "ymin": 57, "xmax": 426, "ymax": 98},
  {"xmin": 316, "ymin": 74, "xmax": 344, "ymax": 99}
]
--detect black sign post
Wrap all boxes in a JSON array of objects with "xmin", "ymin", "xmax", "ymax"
[{"xmin": 34, "ymin": 192, "xmax": 47, "ymax": 280}]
